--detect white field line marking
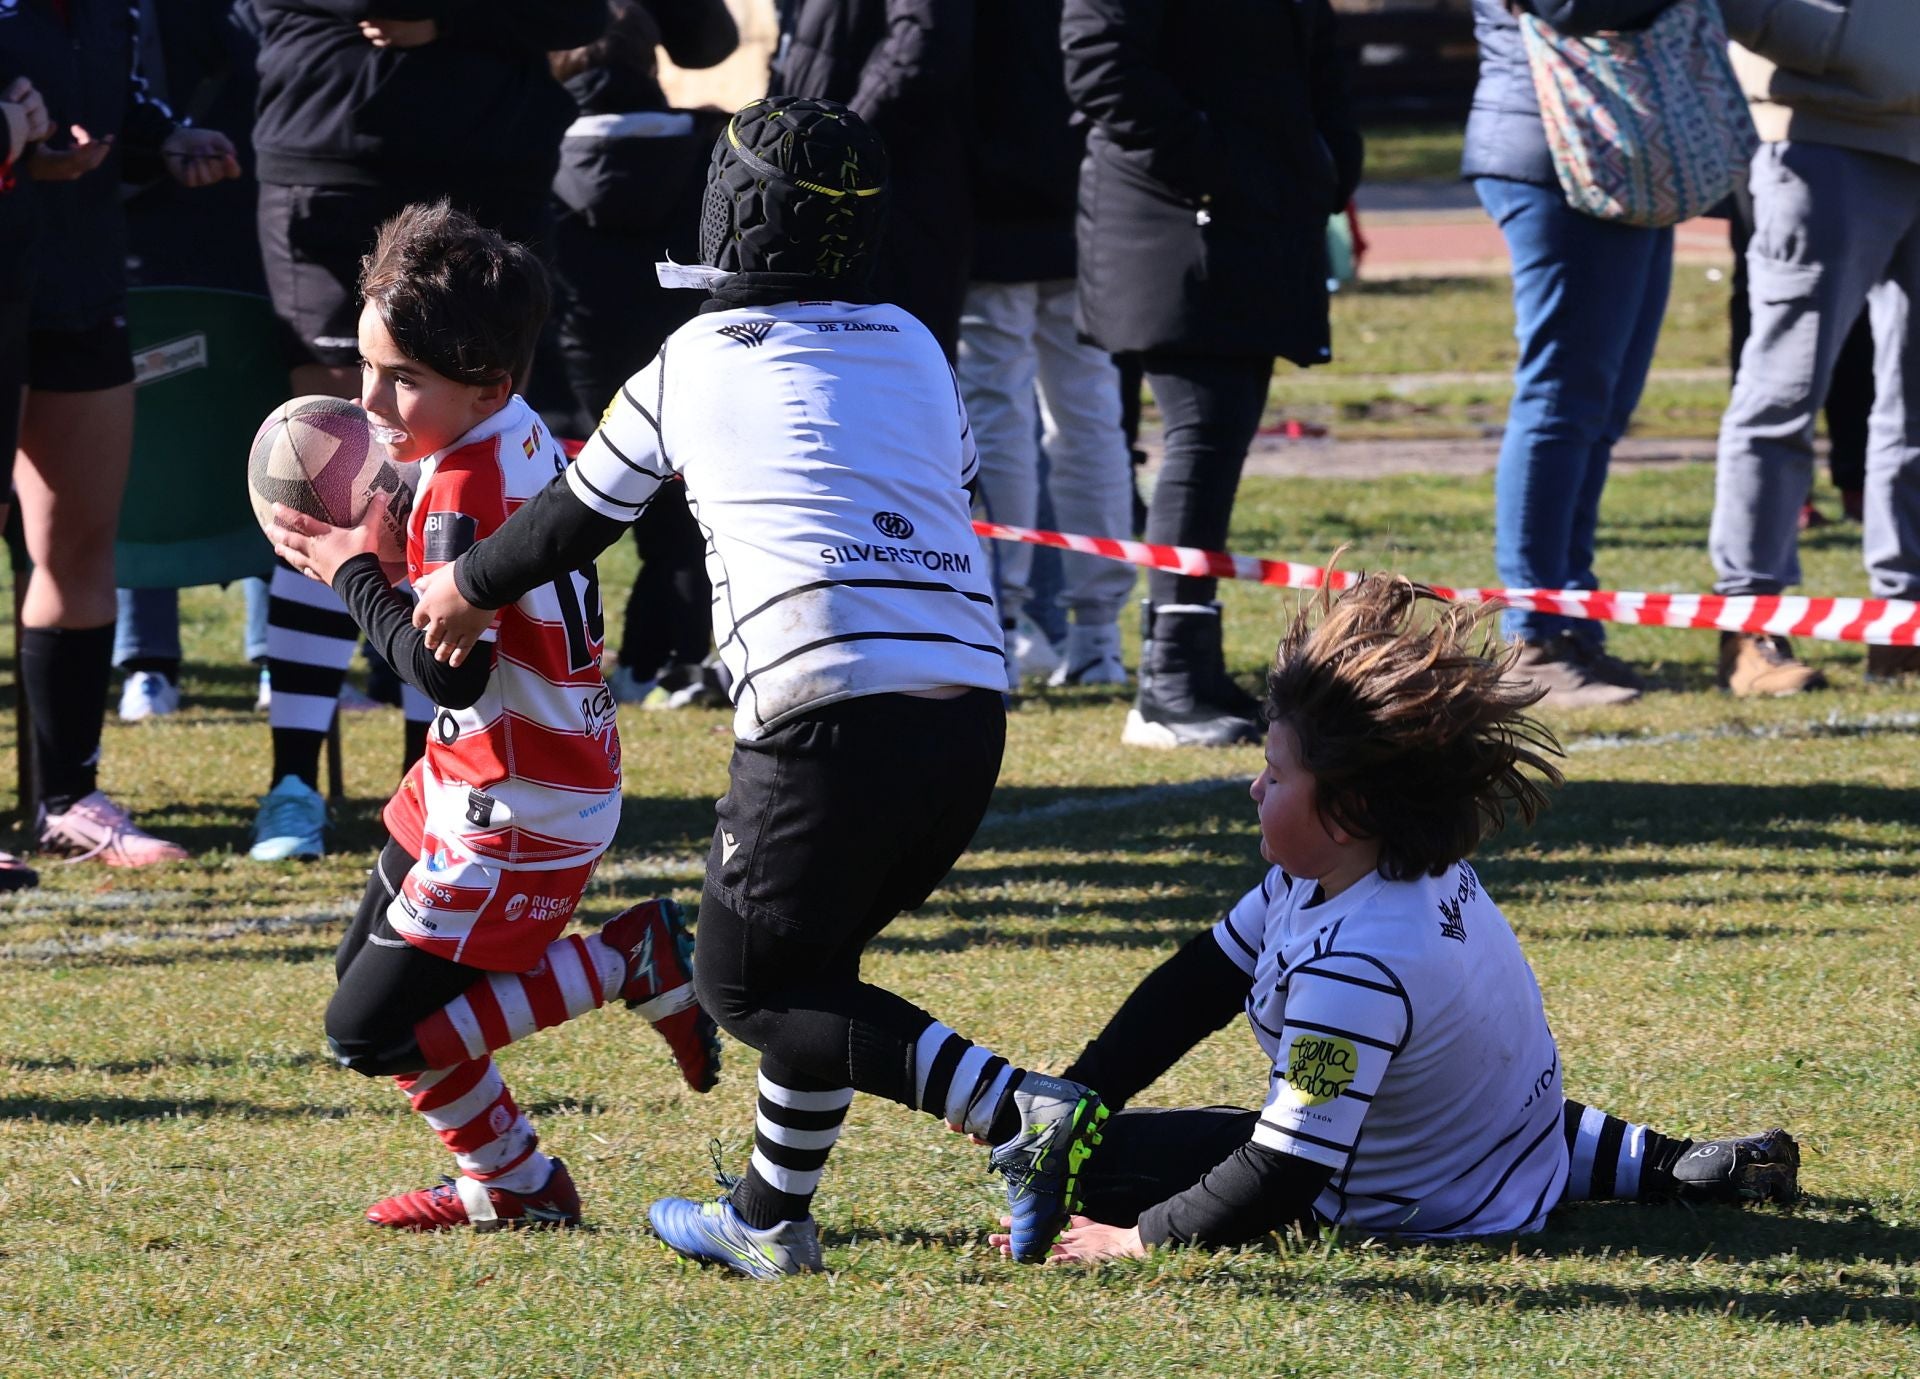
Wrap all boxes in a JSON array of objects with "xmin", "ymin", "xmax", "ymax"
[
  {"xmin": 1564, "ymin": 709, "xmax": 1920, "ymax": 755},
  {"xmin": 0, "ymin": 902, "xmax": 354, "ymax": 962}
]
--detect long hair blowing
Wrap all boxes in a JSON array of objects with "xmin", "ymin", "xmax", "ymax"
[{"xmin": 1266, "ymin": 575, "xmax": 1565, "ymax": 879}]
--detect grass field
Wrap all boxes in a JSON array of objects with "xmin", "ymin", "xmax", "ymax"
[
  {"xmin": 4, "ymin": 466, "xmax": 1918, "ymax": 1377},
  {"xmin": 1266, "ymin": 270, "xmax": 1738, "ymax": 440}
]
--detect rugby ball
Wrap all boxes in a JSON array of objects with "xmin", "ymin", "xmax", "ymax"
[{"xmin": 247, "ymin": 395, "xmax": 416, "ymax": 563}]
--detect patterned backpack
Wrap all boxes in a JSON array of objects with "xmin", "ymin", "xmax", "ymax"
[{"xmin": 1520, "ymin": 0, "xmax": 1758, "ymax": 228}]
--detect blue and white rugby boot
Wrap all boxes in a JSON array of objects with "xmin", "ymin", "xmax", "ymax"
[
  {"xmin": 248, "ymin": 774, "xmax": 327, "ymax": 861},
  {"xmin": 988, "ymin": 1072, "xmax": 1108, "ymax": 1262},
  {"xmin": 648, "ymin": 1194, "xmax": 823, "ymax": 1279}
]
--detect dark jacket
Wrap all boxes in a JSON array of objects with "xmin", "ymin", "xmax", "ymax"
[
  {"xmin": 552, "ymin": 0, "xmax": 735, "ymax": 237},
  {"xmin": 1461, "ymin": 0, "xmax": 1675, "ymax": 185},
  {"xmin": 0, "ymin": 0, "xmax": 179, "ymax": 328},
  {"xmin": 125, "ymin": 0, "xmax": 264, "ymax": 293},
  {"xmin": 252, "ymin": 0, "xmax": 604, "ymax": 194},
  {"xmin": 769, "ymin": 0, "xmax": 973, "ymax": 355},
  {"xmin": 1063, "ymin": 0, "xmax": 1362, "ymax": 365},
  {"xmin": 968, "ymin": 0, "xmax": 1079, "ymax": 283}
]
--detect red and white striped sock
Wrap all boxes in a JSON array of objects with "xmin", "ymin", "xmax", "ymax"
[
  {"xmin": 395, "ymin": 1055, "xmax": 551, "ymax": 1190},
  {"xmin": 413, "ymin": 932, "xmax": 629, "ymax": 1070}
]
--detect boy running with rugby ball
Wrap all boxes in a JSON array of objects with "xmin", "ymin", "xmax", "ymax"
[{"xmin": 271, "ymin": 202, "xmax": 719, "ymax": 1231}]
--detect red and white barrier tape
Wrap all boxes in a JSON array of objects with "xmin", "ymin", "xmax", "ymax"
[{"xmin": 970, "ymin": 520, "xmax": 1920, "ymax": 647}]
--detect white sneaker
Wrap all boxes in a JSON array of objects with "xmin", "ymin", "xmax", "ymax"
[
  {"xmin": 1048, "ymin": 623, "xmax": 1128, "ymax": 687},
  {"xmin": 254, "ymin": 666, "xmax": 271, "ymax": 713},
  {"xmin": 118, "ymin": 671, "xmax": 181, "ymax": 723},
  {"xmin": 1005, "ymin": 614, "xmax": 1062, "ymax": 687}
]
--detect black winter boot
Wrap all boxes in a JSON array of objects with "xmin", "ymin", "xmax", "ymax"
[{"xmin": 1121, "ymin": 603, "xmax": 1264, "ymax": 748}]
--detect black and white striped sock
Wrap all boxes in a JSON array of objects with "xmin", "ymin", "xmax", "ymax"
[
  {"xmin": 266, "ymin": 562, "xmax": 355, "ymax": 786},
  {"xmin": 1559, "ymin": 1099, "xmax": 1689, "ymax": 1202},
  {"xmin": 729, "ymin": 1062, "xmax": 854, "ymax": 1229},
  {"xmin": 911, "ymin": 1022, "xmax": 1020, "ymax": 1143}
]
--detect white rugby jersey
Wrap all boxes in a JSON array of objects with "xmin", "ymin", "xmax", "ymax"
[
  {"xmin": 1212, "ymin": 862, "xmax": 1569, "ymax": 1239},
  {"xmin": 567, "ymin": 300, "xmax": 1007, "ymax": 738},
  {"xmin": 385, "ymin": 397, "xmax": 622, "ymax": 872}
]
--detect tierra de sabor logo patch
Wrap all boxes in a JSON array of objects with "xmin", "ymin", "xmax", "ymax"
[{"xmin": 1282, "ymin": 1034, "xmax": 1358, "ymax": 1107}]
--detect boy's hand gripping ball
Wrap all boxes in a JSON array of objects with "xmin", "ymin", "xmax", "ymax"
[{"xmin": 247, "ymin": 395, "xmax": 417, "ymax": 564}]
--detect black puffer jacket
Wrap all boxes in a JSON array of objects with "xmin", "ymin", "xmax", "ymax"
[
  {"xmin": 0, "ymin": 0, "xmax": 179, "ymax": 328},
  {"xmin": 968, "ymin": 0, "xmax": 1079, "ymax": 284},
  {"xmin": 1460, "ymin": 0, "xmax": 1674, "ymax": 186},
  {"xmin": 1063, "ymin": 0, "xmax": 1362, "ymax": 365},
  {"xmin": 252, "ymin": 0, "xmax": 605, "ymax": 194},
  {"xmin": 769, "ymin": 0, "xmax": 973, "ymax": 354}
]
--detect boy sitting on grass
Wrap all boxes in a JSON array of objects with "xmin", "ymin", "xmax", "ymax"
[
  {"xmin": 1005, "ymin": 577, "xmax": 1798, "ymax": 1262},
  {"xmin": 270, "ymin": 201, "xmax": 719, "ymax": 1231}
]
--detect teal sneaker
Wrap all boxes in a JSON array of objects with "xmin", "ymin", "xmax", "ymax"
[
  {"xmin": 248, "ymin": 775, "xmax": 327, "ymax": 861},
  {"xmin": 648, "ymin": 1195, "xmax": 822, "ymax": 1279},
  {"xmin": 988, "ymin": 1073, "xmax": 1108, "ymax": 1262}
]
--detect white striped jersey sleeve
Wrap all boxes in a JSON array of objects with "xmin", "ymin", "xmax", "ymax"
[
  {"xmin": 1211, "ymin": 866, "xmax": 1287, "ymax": 976},
  {"xmin": 1252, "ymin": 951, "xmax": 1411, "ymax": 1172},
  {"xmin": 566, "ymin": 357, "xmax": 671, "ymax": 520}
]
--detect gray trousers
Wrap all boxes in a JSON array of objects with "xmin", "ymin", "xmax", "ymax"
[{"xmin": 1711, "ymin": 141, "xmax": 1920, "ymax": 599}]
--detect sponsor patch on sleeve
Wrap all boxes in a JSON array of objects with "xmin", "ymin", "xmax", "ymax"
[
  {"xmin": 1280, "ymin": 1034, "xmax": 1358, "ymax": 1107},
  {"xmin": 422, "ymin": 512, "xmax": 479, "ymax": 564}
]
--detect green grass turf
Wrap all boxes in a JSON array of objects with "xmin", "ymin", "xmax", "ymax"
[
  {"xmin": 1252, "ymin": 270, "xmax": 1738, "ymax": 440},
  {"xmin": 1358, "ymin": 124, "xmax": 1468, "ymax": 184},
  {"xmin": 4, "ymin": 465, "xmax": 1917, "ymax": 1376}
]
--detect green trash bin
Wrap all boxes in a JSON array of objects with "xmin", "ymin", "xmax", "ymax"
[{"xmin": 115, "ymin": 287, "xmax": 283, "ymax": 590}]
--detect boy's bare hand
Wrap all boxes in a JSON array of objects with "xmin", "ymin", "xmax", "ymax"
[
  {"xmin": 987, "ymin": 1214, "xmax": 1146, "ymax": 1264},
  {"xmin": 359, "ymin": 17, "xmax": 438, "ymax": 48},
  {"xmin": 271, "ymin": 495, "xmax": 388, "ymax": 588},
  {"xmin": 412, "ymin": 564, "xmax": 491, "ymax": 666},
  {"xmin": 26, "ymin": 125, "xmax": 112, "ymax": 181}
]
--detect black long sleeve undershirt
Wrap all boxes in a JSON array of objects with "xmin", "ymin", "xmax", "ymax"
[
  {"xmin": 1062, "ymin": 927, "xmax": 1250, "ymax": 1108},
  {"xmin": 1062, "ymin": 927, "xmax": 1338, "ymax": 1250},
  {"xmin": 332, "ymin": 555, "xmax": 494, "ymax": 710},
  {"xmin": 453, "ymin": 474, "xmax": 630, "ymax": 612},
  {"xmin": 1139, "ymin": 1142, "xmax": 1336, "ymax": 1250}
]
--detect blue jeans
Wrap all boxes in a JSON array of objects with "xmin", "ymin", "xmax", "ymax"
[
  {"xmin": 1476, "ymin": 177, "xmax": 1673, "ymax": 646},
  {"xmin": 114, "ymin": 578, "xmax": 270, "ymax": 669}
]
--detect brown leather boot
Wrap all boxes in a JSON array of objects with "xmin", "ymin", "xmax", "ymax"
[
  {"xmin": 1717, "ymin": 633, "xmax": 1825, "ymax": 696},
  {"xmin": 1511, "ymin": 638, "xmax": 1641, "ymax": 708}
]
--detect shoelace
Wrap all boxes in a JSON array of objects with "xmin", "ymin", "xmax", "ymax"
[
  {"xmin": 50, "ymin": 799, "xmax": 133, "ymax": 866},
  {"xmin": 708, "ymin": 1137, "xmax": 743, "ymax": 1198},
  {"xmin": 256, "ymin": 789, "xmax": 324, "ymax": 840}
]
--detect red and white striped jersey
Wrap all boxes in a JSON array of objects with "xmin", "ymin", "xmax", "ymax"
[{"xmin": 384, "ymin": 397, "xmax": 622, "ymax": 871}]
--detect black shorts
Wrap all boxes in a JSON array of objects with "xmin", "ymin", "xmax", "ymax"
[
  {"xmin": 26, "ymin": 311, "xmax": 133, "ymax": 392},
  {"xmin": 705, "ymin": 689, "xmax": 1006, "ymax": 941},
  {"xmin": 259, "ymin": 182, "xmax": 553, "ymax": 369}
]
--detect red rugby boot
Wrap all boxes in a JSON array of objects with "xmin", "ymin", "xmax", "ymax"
[
  {"xmin": 365, "ymin": 1159, "xmax": 582, "ymax": 1232},
  {"xmin": 599, "ymin": 898, "xmax": 722, "ymax": 1092}
]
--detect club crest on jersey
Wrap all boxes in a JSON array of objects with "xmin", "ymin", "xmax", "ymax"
[
  {"xmin": 1281, "ymin": 1035, "xmax": 1358, "ymax": 1108},
  {"xmin": 504, "ymin": 893, "xmax": 529, "ymax": 924},
  {"xmin": 718, "ymin": 320, "xmax": 774, "ymax": 348}
]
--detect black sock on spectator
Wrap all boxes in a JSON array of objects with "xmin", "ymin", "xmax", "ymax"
[
  {"xmin": 270, "ymin": 727, "xmax": 327, "ymax": 791},
  {"xmin": 23, "ymin": 624, "xmax": 115, "ymax": 814}
]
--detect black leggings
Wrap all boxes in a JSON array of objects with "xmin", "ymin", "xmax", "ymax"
[
  {"xmin": 692, "ymin": 690, "xmax": 1005, "ymax": 1105},
  {"xmin": 324, "ymin": 839, "xmax": 481, "ymax": 1077},
  {"xmin": 1139, "ymin": 353, "xmax": 1275, "ymax": 605}
]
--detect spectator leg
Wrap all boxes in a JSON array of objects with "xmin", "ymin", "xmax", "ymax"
[{"xmin": 1861, "ymin": 176, "xmax": 1920, "ymax": 602}]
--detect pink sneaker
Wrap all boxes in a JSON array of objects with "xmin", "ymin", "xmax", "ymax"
[{"xmin": 39, "ymin": 791, "xmax": 189, "ymax": 867}]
